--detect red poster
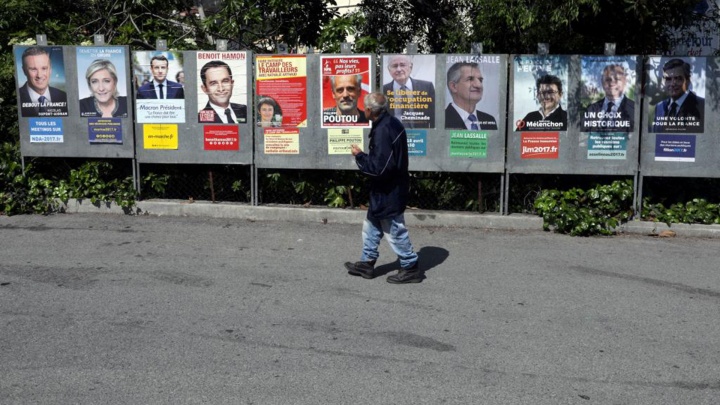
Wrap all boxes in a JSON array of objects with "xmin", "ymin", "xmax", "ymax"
[
  {"xmin": 204, "ymin": 125, "xmax": 239, "ymax": 151},
  {"xmin": 255, "ymin": 55, "xmax": 307, "ymax": 127},
  {"xmin": 521, "ymin": 132, "xmax": 559, "ymax": 159},
  {"xmin": 320, "ymin": 55, "xmax": 372, "ymax": 128}
]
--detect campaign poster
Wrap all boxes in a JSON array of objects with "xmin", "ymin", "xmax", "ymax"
[
  {"xmin": 143, "ymin": 124, "xmax": 178, "ymax": 149},
  {"xmin": 444, "ymin": 54, "xmax": 502, "ymax": 131},
  {"xmin": 382, "ymin": 54, "xmax": 435, "ymax": 128},
  {"xmin": 520, "ymin": 132, "xmax": 559, "ymax": 159},
  {"xmin": 133, "ymin": 51, "xmax": 185, "ymax": 123},
  {"xmin": 256, "ymin": 55, "xmax": 307, "ymax": 127},
  {"xmin": 513, "ymin": 56, "xmax": 569, "ymax": 132},
  {"xmin": 76, "ymin": 47, "xmax": 128, "ymax": 119},
  {"xmin": 646, "ymin": 56, "xmax": 705, "ymax": 134},
  {"xmin": 320, "ymin": 55, "xmax": 372, "ymax": 128},
  {"xmin": 29, "ymin": 118, "xmax": 63, "ymax": 143},
  {"xmin": 88, "ymin": 118, "xmax": 123, "ymax": 144},
  {"xmin": 655, "ymin": 134, "xmax": 696, "ymax": 162},
  {"xmin": 203, "ymin": 125, "xmax": 239, "ymax": 151},
  {"xmin": 264, "ymin": 127, "xmax": 300, "ymax": 154},
  {"xmin": 327, "ymin": 128, "xmax": 364, "ymax": 154},
  {"xmin": 197, "ymin": 51, "xmax": 248, "ymax": 124},
  {"xmin": 586, "ymin": 132, "xmax": 628, "ymax": 160},
  {"xmin": 449, "ymin": 131, "xmax": 488, "ymax": 158},
  {"xmin": 407, "ymin": 129, "xmax": 427, "ymax": 156},
  {"xmin": 580, "ymin": 56, "xmax": 636, "ymax": 132},
  {"xmin": 14, "ymin": 46, "xmax": 69, "ymax": 117}
]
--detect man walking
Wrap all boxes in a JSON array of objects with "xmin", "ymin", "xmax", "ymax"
[{"xmin": 345, "ymin": 92, "xmax": 422, "ymax": 284}]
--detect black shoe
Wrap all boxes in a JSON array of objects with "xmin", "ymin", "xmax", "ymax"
[
  {"xmin": 387, "ymin": 262, "xmax": 424, "ymax": 284},
  {"xmin": 345, "ymin": 260, "xmax": 376, "ymax": 279}
]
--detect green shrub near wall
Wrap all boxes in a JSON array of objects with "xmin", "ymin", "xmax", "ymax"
[
  {"xmin": 4, "ymin": 143, "xmax": 720, "ymax": 236},
  {"xmin": 534, "ymin": 180, "xmax": 635, "ymax": 236},
  {"xmin": 0, "ymin": 142, "xmax": 168, "ymax": 215}
]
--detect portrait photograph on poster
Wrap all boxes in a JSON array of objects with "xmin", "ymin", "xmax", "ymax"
[
  {"xmin": 14, "ymin": 46, "xmax": 68, "ymax": 118},
  {"xmin": 255, "ymin": 54, "xmax": 307, "ymax": 128},
  {"xmin": 382, "ymin": 54, "xmax": 436, "ymax": 129},
  {"xmin": 513, "ymin": 55, "xmax": 569, "ymax": 132},
  {"xmin": 320, "ymin": 55, "xmax": 372, "ymax": 129},
  {"xmin": 196, "ymin": 51, "xmax": 248, "ymax": 124},
  {"xmin": 133, "ymin": 51, "xmax": 185, "ymax": 123},
  {"xmin": 645, "ymin": 56, "xmax": 705, "ymax": 134},
  {"xmin": 76, "ymin": 47, "xmax": 129, "ymax": 118},
  {"xmin": 444, "ymin": 54, "xmax": 501, "ymax": 131},
  {"xmin": 580, "ymin": 56, "xmax": 636, "ymax": 133}
]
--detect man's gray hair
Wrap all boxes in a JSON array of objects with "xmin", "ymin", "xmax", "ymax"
[
  {"xmin": 364, "ymin": 92, "xmax": 388, "ymax": 114},
  {"xmin": 601, "ymin": 64, "xmax": 627, "ymax": 80},
  {"xmin": 447, "ymin": 62, "xmax": 480, "ymax": 87},
  {"xmin": 330, "ymin": 74, "xmax": 362, "ymax": 90}
]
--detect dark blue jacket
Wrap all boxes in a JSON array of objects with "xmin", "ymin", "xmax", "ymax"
[{"xmin": 354, "ymin": 111, "xmax": 410, "ymax": 220}]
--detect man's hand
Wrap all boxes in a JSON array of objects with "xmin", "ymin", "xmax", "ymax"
[{"xmin": 350, "ymin": 144, "xmax": 363, "ymax": 156}]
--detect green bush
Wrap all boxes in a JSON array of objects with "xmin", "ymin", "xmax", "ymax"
[
  {"xmin": 0, "ymin": 143, "xmax": 168, "ymax": 215},
  {"xmin": 56, "ymin": 161, "xmax": 137, "ymax": 209},
  {"xmin": 0, "ymin": 143, "xmax": 59, "ymax": 215},
  {"xmin": 534, "ymin": 179, "xmax": 635, "ymax": 236},
  {"xmin": 642, "ymin": 198, "xmax": 720, "ymax": 226}
]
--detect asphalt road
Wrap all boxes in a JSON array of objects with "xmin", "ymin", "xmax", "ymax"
[{"xmin": 1, "ymin": 213, "xmax": 719, "ymax": 404}]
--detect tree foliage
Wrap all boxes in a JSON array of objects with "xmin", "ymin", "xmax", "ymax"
[
  {"xmin": 204, "ymin": 0, "xmax": 339, "ymax": 52},
  {"xmin": 353, "ymin": 0, "xmax": 706, "ymax": 55}
]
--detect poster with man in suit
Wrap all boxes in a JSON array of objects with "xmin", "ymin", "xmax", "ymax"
[
  {"xmin": 647, "ymin": 57, "xmax": 705, "ymax": 133},
  {"xmin": 133, "ymin": 51, "xmax": 185, "ymax": 123},
  {"xmin": 382, "ymin": 54, "xmax": 435, "ymax": 128},
  {"xmin": 196, "ymin": 52, "xmax": 248, "ymax": 124},
  {"xmin": 14, "ymin": 46, "xmax": 68, "ymax": 117},
  {"xmin": 444, "ymin": 55, "xmax": 501, "ymax": 131},
  {"xmin": 580, "ymin": 56, "xmax": 636, "ymax": 133}
]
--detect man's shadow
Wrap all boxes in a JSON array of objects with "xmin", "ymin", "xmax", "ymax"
[{"xmin": 374, "ymin": 246, "xmax": 449, "ymax": 279}]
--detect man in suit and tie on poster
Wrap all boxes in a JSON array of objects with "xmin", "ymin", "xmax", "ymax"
[
  {"xmin": 382, "ymin": 55, "xmax": 435, "ymax": 128},
  {"xmin": 17, "ymin": 46, "xmax": 68, "ymax": 117},
  {"xmin": 136, "ymin": 54, "xmax": 185, "ymax": 99},
  {"xmin": 582, "ymin": 64, "xmax": 635, "ymax": 132},
  {"xmin": 652, "ymin": 58, "xmax": 704, "ymax": 133},
  {"xmin": 198, "ymin": 60, "xmax": 247, "ymax": 123},
  {"xmin": 444, "ymin": 62, "xmax": 497, "ymax": 130}
]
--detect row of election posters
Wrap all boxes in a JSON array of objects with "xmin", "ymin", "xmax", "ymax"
[
  {"xmin": 13, "ymin": 46, "xmax": 708, "ymax": 163},
  {"xmin": 14, "ymin": 46, "xmax": 134, "ymax": 145}
]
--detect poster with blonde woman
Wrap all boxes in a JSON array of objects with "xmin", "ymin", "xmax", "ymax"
[{"xmin": 76, "ymin": 47, "xmax": 128, "ymax": 118}]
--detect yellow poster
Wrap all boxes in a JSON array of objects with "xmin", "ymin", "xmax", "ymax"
[
  {"xmin": 143, "ymin": 124, "xmax": 178, "ymax": 149},
  {"xmin": 328, "ymin": 128, "xmax": 363, "ymax": 155},
  {"xmin": 264, "ymin": 127, "xmax": 300, "ymax": 154}
]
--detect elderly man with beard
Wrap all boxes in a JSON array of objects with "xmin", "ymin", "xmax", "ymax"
[{"xmin": 322, "ymin": 74, "xmax": 368, "ymax": 124}]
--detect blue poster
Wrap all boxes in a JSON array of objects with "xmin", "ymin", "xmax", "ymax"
[
  {"xmin": 88, "ymin": 117, "xmax": 123, "ymax": 144},
  {"xmin": 654, "ymin": 134, "xmax": 696, "ymax": 162},
  {"xmin": 29, "ymin": 118, "xmax": 63, "ymax": 143},
  {"xmin": 407, "ymin": 129, "xmax": 427, "ymax": 156}
]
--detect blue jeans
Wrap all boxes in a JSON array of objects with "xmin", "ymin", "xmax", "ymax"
[{"xmin": 361, "ymin": 214, "xmax": 418, "ymax": 269}]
